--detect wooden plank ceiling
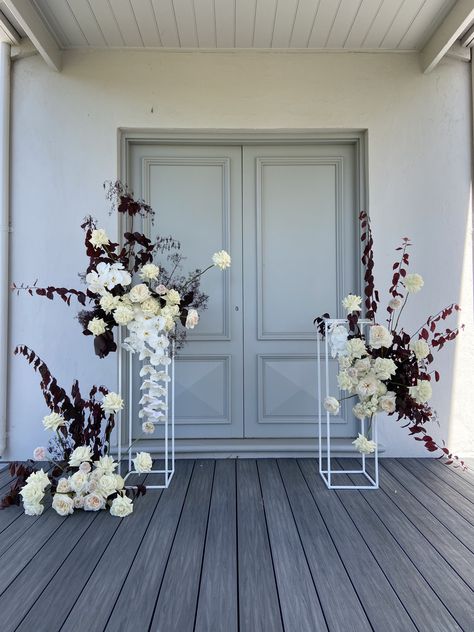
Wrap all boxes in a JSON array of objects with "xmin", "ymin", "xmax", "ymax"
[{"xmin": 30, "ymin": 0, "xmax": 457, "ymax": 51}]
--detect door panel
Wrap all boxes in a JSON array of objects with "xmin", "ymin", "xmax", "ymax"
[
  {"xmin": 243, "ymin": 145, "xmax": 358, "ymax": 438},
  {"xmin": 130, "ymin": 144, "xmax": 243, "ymax": 439}
]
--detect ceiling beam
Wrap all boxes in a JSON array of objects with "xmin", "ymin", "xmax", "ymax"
[
  {"xmin": 2, "ymin": 0, "xmax": 61, "ymax": 71},
  {"xmin": 0, "ymin": 11, "xmax": 21, "ymax": 44},
  {"xmin": 421, "ymin": 0, "xmax": 474, "ymax": 73}
]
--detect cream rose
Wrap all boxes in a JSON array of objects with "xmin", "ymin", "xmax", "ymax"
[
  {"xmin": 43, "ymin": 412, "xmax": 65, "ymax": 431},
  {"xmin": 97, "ymin": 474, "xmax": 118, "ymax": 499},
  {"xmin": 352, "ymin": 433, "xmax": 377, "ymax": 454},
  {"xmin": 79, "ymin": 462, "xmax": 91, "ymax": 474},
  {"xmin": 20, "ymin": 484, "xmax": 44, "ymax": 505},
  {"xmin": 409, "ymin": 380, "xmax": 432, "ymax": 404},
  {"xmin": 142, "ymin": 421, "xmax": 155, "ymax": 434},
  {"xmin": 24, "ymin": 503, "xmax": 44, "ymax": 516},
  {"xmin": 95, "ymin": 455, "xmax": 117, "ymax": 475},
  {"xmin": 165, "ymin": 289, "xmax": 181, "ymax": 306},
  {"xmin": 129, "ymin": 283, "xmax": 150, "ymax": 303},
  {"xmin": 56, "ymin": 477, "xmax": 71, "ymax": 494},
  {"xmin": 212, "ymin": 250, "xmax": 231, "ymax": 270},
  {"xmin": 185, "ymin": 309, "xmax": 199, "ymax": 329},
  {"xmin": 373, "ymin": 357, "xmax": 397, "ymax": 380},
  {"xmin": 73, "ymin": 495, "xmax": 85, "ymax": 509},
  {"xmin": 84, "ymin": 493, "xmax": 105, "ymax": 511},
  {"xmin": 113, "ymin": 305, "xmax": 135, "ymax": 326},
  {"xmin": 404, "ymin": 273, "xmax": 424, "ymax": 294},
  {"xmin": 70, "ymin": 471, "xmax": 88, "ymax": 494},
  {"xmin": 141, "ymin": 297, "xmax": 161, "ymax": 316},
  {"xmin": 388, "ymin": 297, "xmax": 402, "ymax": 310},
  {"xmin": 87, "ymin": 317, "xmax": 107, "ymax": 337},
  {"xmin": 89, "ymin": 228, "xmax": 109, "ymax": 249},
  {"xmin": 337, "ymin": 371, "xmax": 354, "ymax": 391},
  {"xmin": 52, "ymin": 493, "xmax": 74, "ymax": 516},
  {"xmin": 342, "ymin": 294, "xmax": 362, "ymax": 313},
  {"xmin": 410, "ymin": 339, "xmax": 430, "ymax": 360},
  {"xmin": 324, "ymin": 396, "xmax": 340, "ymax": 415},
  {"xmin": 369, "ymin": 325, "xmax": 393, "ymax": 349},
  {"xmin": 133, "ymin": 451, "xmax": 153, "ymax": 474},
  {"xmin": 69, "ymin": 446, "xmax": 93, "ymax": 467},
  {"xmin": 114, "ymin": 474, "xmax": 125, "ymax": 491},
  {"xmin": 346, "ymin": 338, "xmax": 367, "ymax": 359},
  {"xmin": 139, "ymin": 263, "xmax": 160, "ymax": 281},
  {"xmin": 380, "ymin": 392, "xmax": 396, "ymax": 413},
  {"xmin": 101, "ymin": 392, "xmax": 124, "ymax": 415},
  {"xmin": 155, "ymin": 284, "xmax": 168, "ymax": 295},
  {"xmin": 27, "ymin": 469, "xmax": 50, "ymax": 490},
  {"xmin": 110, "ymin": 494, "xmax": 134, "ymax": 517},
  {"xmin": 356, "ymin": 373, "xmax": 380, "ymax": 398},
  {"xmin": 99, "ymin": 292, "xmax": 120, "ymax": 314}
]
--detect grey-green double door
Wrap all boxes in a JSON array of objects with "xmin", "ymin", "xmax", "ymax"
[{"xmin": 130, "ymin": 142, "xmax": 358, "ymax": 440}]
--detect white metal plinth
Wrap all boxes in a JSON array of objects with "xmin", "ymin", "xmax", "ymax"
[{"xmin": 317, "ymin": 318, "xmax": 379, "ymax": 490}]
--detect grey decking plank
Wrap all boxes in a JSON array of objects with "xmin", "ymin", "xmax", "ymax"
[
  {"xmin": 277, "ymin": 459, "xmax": 371, "ymax": 632},
  {"xmin": 0, "ymin": 512, "xmax": 100, "ymax": 632},
  {"xmin": 417, "ymin": 458, "xmax": 474, "ymax": 501},
  {"xmin": 104, "ymin": 459, "xmax": 194, "ymax": 632},
  {"xmin": 298, "ymin": 458, "xmax": 417, "ymax": 632},
  {"xmin": 148, "ymin": 460, "xmax": 214, "ymax": 632},
  {"xmin": 399, "ymin": 459, "xmax": 474, "ymax": 526},
  {"xmin": 257, "ymin": 459, "xmax": 328, "ymax": 632},
  {"xmin": 236, "ymin": 459, "xmax": 283, "ymax": 632},
  {"xmin": 0, "ymin": 506, "xmax": 67, "ymax": 594},
  {"xmin": 0, "ymin": 504, "xmax": 22, "ymax": 533},
  {"xmin": 341, "ymin": 459, "xmax": 473, "ymax": 631},
  {"xmin": 60, "ymin": 477, "xmax": 164, "ymax": 631},
  {"xmin": 374, "ymin": 458, "xmax": 474, "ymax": 591},
  {"xmin": 15, "ymin": 510, "xmax": 120, "ymax": 632},
  {"xmin": 382, "ymin": 459, "xmax": 474, "ymax": 553},
  {"xmin": 194, "ymin": 460, "xmax": 238, "ymax": 632}
]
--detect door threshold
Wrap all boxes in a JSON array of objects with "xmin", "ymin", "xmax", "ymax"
[{"xmin": 128, "ymin": 438, "xmax": 385, "ymax": 459}]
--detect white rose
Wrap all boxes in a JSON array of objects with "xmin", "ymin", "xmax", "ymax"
[
  {"xmin": 133, "ymin": 451, "xmax": 153, "ymax": 474},
  {"xmin": 52, "ymin": 493, "xmax": 74, "ymax": 516},
  {"xmin": 404, "ymin": 273, "xmax": 424, "ymax": 294},
  {"xmin": 165, "ymin": 289, "xmax": 181, "ymax": 306},
  {"xmin": 388, "ymin": 297, "xmax": 402, "ymax": 310},
  {"xmin": 95, "ymin": 455, "xmax": 118, "ymax": 475},
  {"xmin": 377, "ymin": 381, "xmax": 387, "ymax": 396},
  {"xmin": 409, "ymin": 380, "xmax": 432, "ymax": 404},
  {"xmin": 56, "ymin": 477, "xmax": 71, "ymax": 494},
  {"xmin": 20, "ymin": 483, "xmax": 44, "ymax": 505},
  {"xmin": 323, "ymin": 396, "xmax": 340, "ymax": 415},
  {"xmin": 141, "ymin": 297, "xmax": 161, "ymax": 316},
  {"xmin": 33, "ymin": 446, "xmax": 47, "ymax": 461},
  {"xmin": 338, "ymin": 355, "xmax": 351, "ymax": 370},
  {"xmin": 99, "ymin": 292, "xmax": 120, "ymax": 314},
  {"xmin": 98, "ymin": 474, "xmax": 118, "ymax": 499},
  {"xmin": 354, "ymin": 358, "xmax": 371, "ymax": 376},
  {"xmin": 114, "ymin": 474, "xmax": 125, "ymax": 491},
  {"xmin": 352, "ymin": 433, "xmax": 377, "ymax": 454},
  {"xmin": 328, "ymin": 324, "xmax": 348, "ymax": 358},
  {"xmin": 380, "ymin": 392, "xmax": 396, "ymax": 413},
  {"xmin": 87, "ymin": 317, "xmax": 107, "ymax": 337},
  {"xmin": 139, "ymin": 263, "xmax": 160, "ymax": 281},
  {"xmin": 346, "ymin": 338, "xmax": 367, "ymax": 359},
  {"xmin": 70, "ymin": 471, "xmax": 88, "ymax": 494},
  {"xmin": 185, "ymin": 309, "xmax": 199, "ymax": 329},
  {"xmin": 69, "ymin": 446, "xmax": 93, "ymax": 467},
  {"xmin": 342, "ymin": 294, "xmax": 362, "ymax": 313},
  {"xmin": 356, "ymin": 373, "xmax": 380, "ymax": 398},
  {"xmin": 410, "ymin": 339, "xmax": 430, "ymax": 360},
  {"xmin": 114, "ymin": 305, "xmax": 135, "ymax": 326},
  {"xmin": 73, "ymin": 495, "xmax": 85, "ymax": 509},
  {"xmin": 101, "ymin": 392, "xmax": 124, "ymax": 415},
  {"xmin": 43, "ymin": 412, "xmax": 65, "ymax": 431},
  {"xmin": 84, "ymin": 493, "xmax": 105, "ymax": 511},
  {"xmin": 369, "ymin": 325, "xmax": 393, "ymax": 350},
  {"xmin": 110, "ymin": 494, "xmax": 134, "ymax": 517},
  {"xmin": 212, "ymin": 250, "xmax": 231, "ymax": 270},
  {"xmin": 24, "ymin": 503, "xmax": 44, "ymax": 516},
  {"xmin": 89, "ymin": 228, "xmax": 110, "ymax": 249},
  {"xmin": 26, "ymin": 469, "xmax": 50, "ymax": 490},
  {"xmin": 142, "ymin": 421, "xmax": 155, "ymax": 434},
  {"xmin": 373, "ymin": 357, "xmax": 397, "ymax": 380},
  {"xmin": 129, "ymin": 283, "xmax": 150, "ymax": 303},
  {"xmin": 353, "ymin": 402, "xmax": 367, "ymax": 421}
]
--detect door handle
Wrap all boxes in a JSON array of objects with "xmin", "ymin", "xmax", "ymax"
[{"xmin": 235, "ymin": 306, "xmax": 239, "ymax": 311}]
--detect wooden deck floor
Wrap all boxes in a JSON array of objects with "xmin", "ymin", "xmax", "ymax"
[{"xmin": 0, "ymin": 458, "xmax": 473, "ymax": 631}]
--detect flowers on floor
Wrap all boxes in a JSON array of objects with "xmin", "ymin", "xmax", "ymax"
[
  {"xmin": 316, "ymin": 212, "xmax": 465, "ymax": 468},
  {"xmin": 12, "ymin": 181, "xmax": 231, "ymax": 434},
  {"xmin": 0, "ymin": 346, "xmax": 150, "ymax": 516}
]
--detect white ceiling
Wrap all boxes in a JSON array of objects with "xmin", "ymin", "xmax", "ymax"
[{"xmin": 29, "ymin": 0, "xmax": 457, "ymax": 51}]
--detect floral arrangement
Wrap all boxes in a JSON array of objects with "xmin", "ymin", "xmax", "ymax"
[
  {"xmin": 317, "ymin": 212, "xmax": 465, "ymax": 468},
  {"xmin": 1, "ymin": 346, "xmax": 143, "ymax": 516},
  {"xmin": 12, "ymin": 182, "xmax": 231, "ymax": 434}
]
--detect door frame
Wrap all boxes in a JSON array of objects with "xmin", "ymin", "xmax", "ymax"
[{"xmin": 116, "ymin": 129, "xmax": 369, "ymax": 457}]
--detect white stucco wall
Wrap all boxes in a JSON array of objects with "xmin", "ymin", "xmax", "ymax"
[{"xmin": 4, "ymin": 49, "xmax": 473, "ymax": 460}]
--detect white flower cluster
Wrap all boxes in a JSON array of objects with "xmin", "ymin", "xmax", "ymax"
[{"xmin": 19, "ymin": 469, "xmax": 50, "ymax": 516}]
